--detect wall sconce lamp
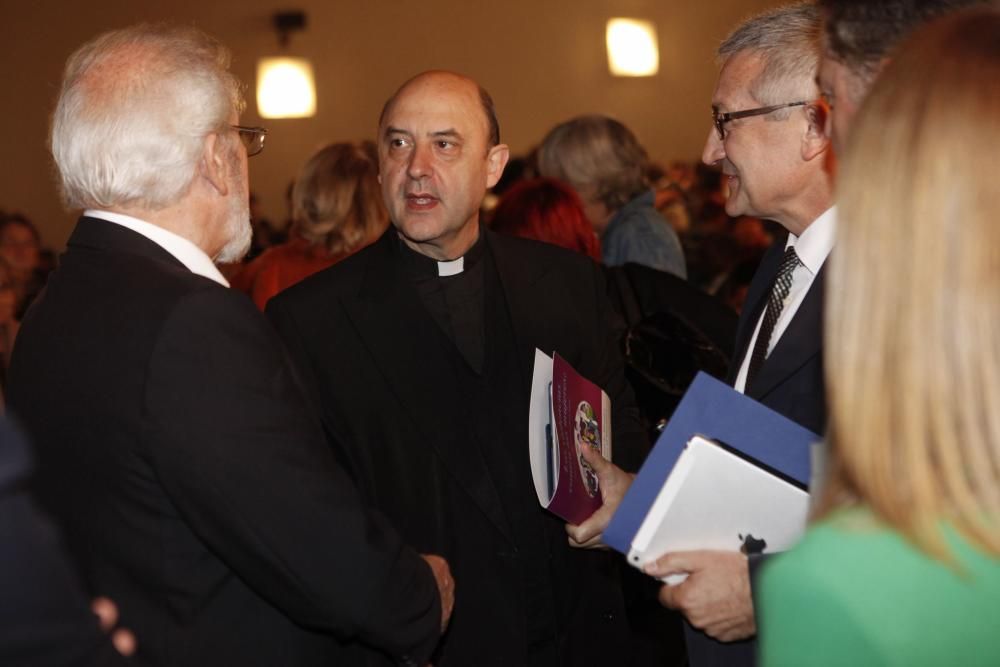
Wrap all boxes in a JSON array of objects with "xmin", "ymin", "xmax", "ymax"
[
  {"xmin": 606, "ymin": 18, "xmax": 659, "ymax": 77},
  {"xmin": 257, "ymin": 11, "xmax": 316, "ymax": 119}
]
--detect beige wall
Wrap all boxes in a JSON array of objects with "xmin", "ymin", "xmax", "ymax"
[{"xmin": 0, "ymin": 0, "xmax": 782, "ymax": 249}]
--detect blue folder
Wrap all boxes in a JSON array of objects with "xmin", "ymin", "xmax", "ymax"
[{"xmin": 604, "ymin": 372, "xmax": 821, "ymax": 554}]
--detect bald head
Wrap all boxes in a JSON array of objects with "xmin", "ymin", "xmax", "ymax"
[
  {"xmin": 376, "ymin": 70, "xmax": 509, "ymax": 261},
  {"xmin": 378, "ymin": 71, "xmax": 500, "ymax": 149}
]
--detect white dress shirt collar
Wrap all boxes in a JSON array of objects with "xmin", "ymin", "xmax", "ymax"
[
  {"xmin": 785, "ymin": 206, "xmax": 837, "ymax": 276},
  {"xmin": 733, "ymin": 205, "xmax": 837, "ymax": 394},
  {"xmin": 83, "ymin": 209, "xmax": 229, "ymax": 287}
]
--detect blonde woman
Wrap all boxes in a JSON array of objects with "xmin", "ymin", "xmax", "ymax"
[
  {"xmin": 758, "ymin": 8, "xmax": 1000, "ymax": 665},
  {"xmin": 235, "ymin": 141, "xmax": 388, "ymax": 309}
]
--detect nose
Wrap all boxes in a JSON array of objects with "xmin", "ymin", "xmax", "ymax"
[
  {"xmin": 701, "ymin": 127, "xmax": 725, "ymax": 166},
  {"xmin": 407, "ymin": 142, "xmax": 432, "ymax": 180}
]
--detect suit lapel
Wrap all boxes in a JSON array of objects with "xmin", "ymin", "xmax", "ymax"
[
  {"xmin": 728, "ymin": 237, "xmax": 786, "ymax": 385},
  {"xmin": 341, "ymin": 232, "xmax": 514, "ymax": 543},
  {"xmin": 488, "ymin": 232, "xmax": 555, "ymax": 398},
  {"xmin": 746, "ymin": 264, "xmax": 825, "ymax": 401}
]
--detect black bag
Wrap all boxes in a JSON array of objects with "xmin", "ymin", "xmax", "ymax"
[{"xmin": 605, "ymin": 263, "xmax": 736, "ymax": 441}]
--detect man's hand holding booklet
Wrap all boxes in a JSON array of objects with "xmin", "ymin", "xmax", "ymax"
[
  {"xmin": 528, "ymin": 349, "xmax": 614, "ymax": 526},
  {"xmin": 601, "ymin": 372, "xmax": 819, "ymax": 584}
]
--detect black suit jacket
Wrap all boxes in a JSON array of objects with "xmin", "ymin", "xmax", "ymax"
[
  {"xmin": 686, "ymin": 235, "xmax": 828, "ymax": 667},
  {"xmin": 267, "ymin": 229, "xmax": 649, "ymax": 666},
  {"xmin": 728, "ymin": 236, "xmax": 827, "ymax": 434},
  {"xmin": 7, "ymin": 217, "xmax": 441, "ymax": 666}
]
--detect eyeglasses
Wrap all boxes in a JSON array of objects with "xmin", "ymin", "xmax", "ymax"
[
  {"xmin": 712, "ymin": 101, "xmax": 808, "ymax": 140},
  {"xmin": 231, "ymin": 125, "xmax": 268, "ymax": 157}
]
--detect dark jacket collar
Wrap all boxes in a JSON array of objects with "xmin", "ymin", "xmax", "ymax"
[
  {"xmin": 67, "ymin": 216, "xmax": 186, "ymax": 271},
  {"xmin": 729, "ymin": 234, "xmax": 825, "ymax": 400}
]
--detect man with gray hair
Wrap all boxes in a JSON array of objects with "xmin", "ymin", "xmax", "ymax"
[
  {"xmin": 817, "ymin": 0, "xmax": 990, "ymax": 155},
  {"xmin": 537, "ymin": 114, "xmax": 688, "ymax": 278},
  {"xmin": 641, "ymin": 4, "xmax": 833, "ymax": 665},
  {"xmin": 8, "ymin": 24, "xmax": 451, "ymax": 666}
]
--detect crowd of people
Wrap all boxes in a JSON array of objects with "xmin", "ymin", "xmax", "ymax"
[{"xmin": 2, "ymin": 1, "xmax": 999, "ymax": 666}]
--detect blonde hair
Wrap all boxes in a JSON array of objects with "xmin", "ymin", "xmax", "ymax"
[
  {"xmin": 819, "ymin": 7, "xmax": 1000, "ymax": 560},
  {"xmin": 291, "ymin": 141, "xmax": 388, "ymax": 255}
]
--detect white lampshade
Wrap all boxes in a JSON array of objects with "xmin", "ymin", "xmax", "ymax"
[
  {"xmin": 606, "ymin": 19, "xmax": 659, "ymax": 77},
  {"xmin": 256, "ymin": 57, "xmax": 316, "ymax": 119}
]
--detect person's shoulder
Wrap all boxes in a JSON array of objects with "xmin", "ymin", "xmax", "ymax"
[
  {"xmin": 761, "ymin": 510, "xmax": 1000, "ymax": 665},
  {"xmin": 147, "ymin": 282, "xmax": 282, "ymax": 370},
  {"xmin": 758, "ymin": 524, "xmax": 887, "ymax": 666},
  {"xmin": 769, "ymin": 509, "xmax": 886, "ymax": 567},
  {"xmin": 609, "ymin": 191, "xmax": 657, "ymax": 225},
  {"xmin": 616, "ymin": 205, "xmax": 675, "ymax": 241},
  {"xmin": 489, "ymin": 230, "xmax": 598, "ymax": 274},
  {"xmin": 255, "ymin": 238, "xmax": 323, "ymax": 268},
  {"xmin": 160, "ymin": 277, "xmax": 262, "ymax": 328},
  {"xmin": 761, "ymin": 507, "xmax": 935, "ymax": 612},
  {"xmin": 86, "ymin": 245, "xmax": 230, "ymax": 314},
  {"xmin": 268, "ymin": 238, "xmax": 374, "ymax": 310}
]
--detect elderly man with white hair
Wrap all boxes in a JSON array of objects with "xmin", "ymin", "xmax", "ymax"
[{"xmin": 8, "ymin": 24, "xmax": 451, "ymax": 667}]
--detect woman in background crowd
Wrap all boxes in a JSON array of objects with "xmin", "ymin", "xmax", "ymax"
[
  {"xmin": 759, "ymin": 8, "xmax": 1000, "ymax": 665},
  {"xmin": 234, "ymin": 141, "xmax": 388, "ymax": 309},
  {"xmin": 0, "ymin": 214, "xmax": 46, "ymax": 319},
  {"xmin": 490, "ymin": 177, "xmax": 600, "ymax": 261},
  {"xmin": 537, "ymin": 115, "xmax": 687, "ymax": 278}
]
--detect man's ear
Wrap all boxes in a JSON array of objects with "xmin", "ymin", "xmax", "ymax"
[
  {"xmin": 801, "ymin": 102, "xmax": 830, "ymax": 163},
  {"xmin": 485, "ymin": 143, "xmax": 510, "ymax": 189},
  {"xmin": 200, "ymin": 131, "xmax": 230, "ymax": 196}
]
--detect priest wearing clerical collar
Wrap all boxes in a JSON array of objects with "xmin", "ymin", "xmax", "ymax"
[
  {"xmin": 267, "ymin": 70, "xmax": 649, "ymax": 667},
  {"xmin": 401, "ymin": 227, "xmax": 488, "ymax": 374}
]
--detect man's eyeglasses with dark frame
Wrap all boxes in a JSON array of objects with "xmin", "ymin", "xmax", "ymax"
[
  {"xmin": 712, "ymin": 101, "xmax": 808, "ymax": 141},
  {"xmin": 232, "ymin": 125, "xmax": 268, "ymax": 157}
]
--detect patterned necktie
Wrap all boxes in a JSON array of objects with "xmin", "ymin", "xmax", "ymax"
[{"xmin": 746, "ymin": 246, "xmax": 801, "ymax": 389}]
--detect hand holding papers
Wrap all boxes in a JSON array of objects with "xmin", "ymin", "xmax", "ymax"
[
  {"xmin": 604, "ymin": 372, "xmax": 818, "ymax": 583},
  {"xmin": 565, "ymin": 446, "xmax": 634, "ymax": 549},
  {"xmin": 529, "ymin": 350, "xmax": 613, "ymax": 525},
  {"xmin": 629, "ymin": 436, "xmax": 809, "ymax": 583},
  {"xmin": 647, "ymin": 549, "xmax": 757, "ymax": 642}
]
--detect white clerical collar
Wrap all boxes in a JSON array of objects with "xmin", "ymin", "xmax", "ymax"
[
  {"xmin": 84, "ymin": 209, "xmax": 229, "ymax": 287},
  {"xmin": 438, "ymin": 256, "xmax": 465, "ymax": 276}
]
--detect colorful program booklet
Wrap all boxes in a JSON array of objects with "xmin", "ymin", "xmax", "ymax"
[{"xmin": 528, "ymin": 350, "xmax": 612, "ymax": 524}]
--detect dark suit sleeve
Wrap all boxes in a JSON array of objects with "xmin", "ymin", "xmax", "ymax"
[
  {"xmin": 0, "ymin": 420, "xmax": 132, "ymax": 667},
  {"xmin": 582, "ymin": 259, "xmax": 649, "ymax": 472},
  {"xmin": 142, "ymin": 288, "xmax": 440, "ymax": 663}
]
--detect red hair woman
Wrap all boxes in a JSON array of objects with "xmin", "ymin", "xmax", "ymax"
[{"xmin": 490, "ymin": 178, "xmax": 601, "ymax": 262}]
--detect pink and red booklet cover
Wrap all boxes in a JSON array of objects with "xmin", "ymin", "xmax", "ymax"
[{"xmin": 528, "ymin": 350, "xmax": 612, "ymax": 525}]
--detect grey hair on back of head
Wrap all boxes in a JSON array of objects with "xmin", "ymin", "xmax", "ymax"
[
  {"xmin": 51, "ymin": 23, "xmax": 245, "ymax": 212},
  {"xmin": 718, "ymin": 2, "xmax": 822, "ymax": 111}
]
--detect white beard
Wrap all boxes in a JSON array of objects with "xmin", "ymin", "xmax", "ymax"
[{"xmin": 214, "ymin": 176, "xmax": 253, "ymax": 264}]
